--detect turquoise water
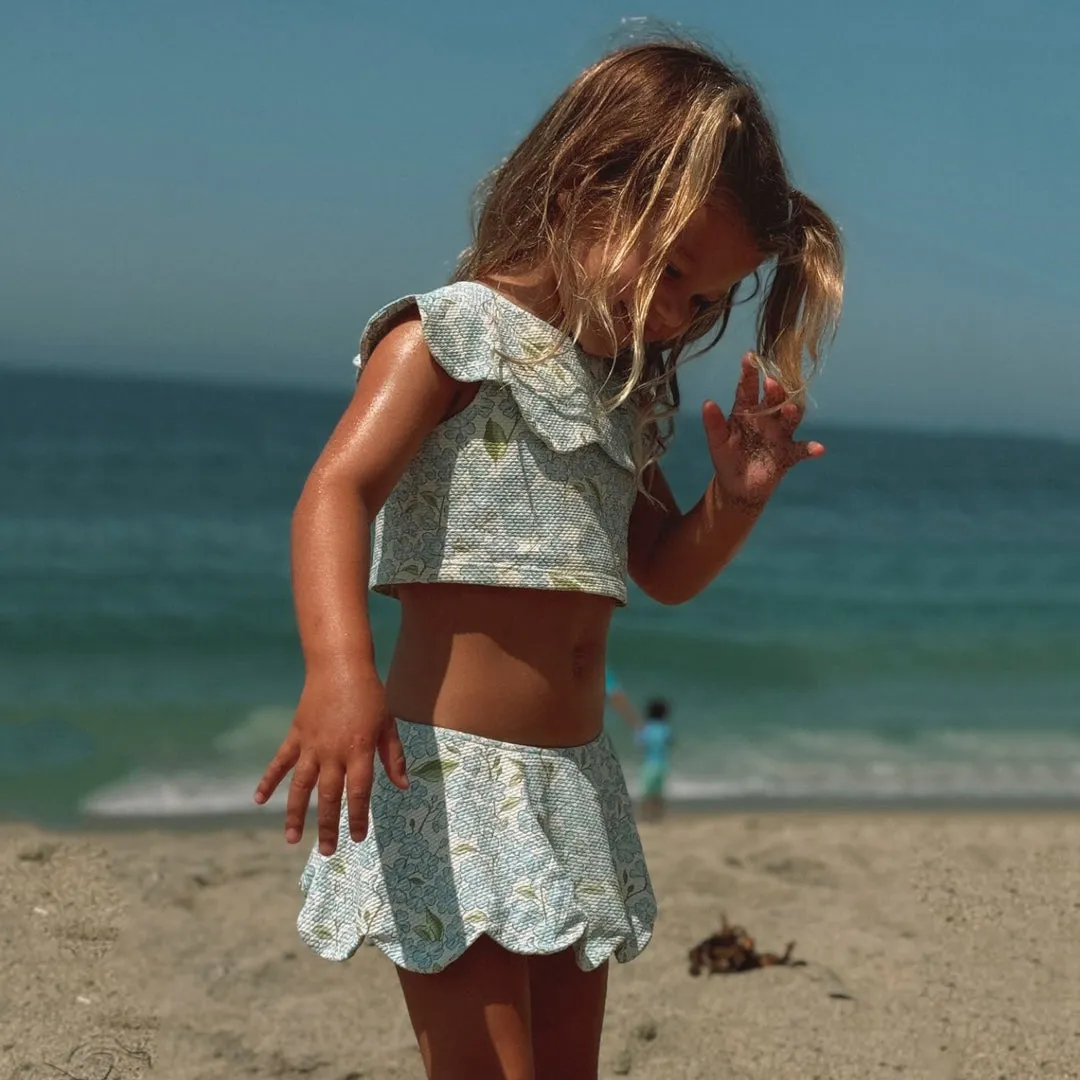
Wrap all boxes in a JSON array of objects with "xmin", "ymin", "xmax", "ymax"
[{"xmin": 2, "ymin": 367, "xmax": 1079, "ymax": 825}]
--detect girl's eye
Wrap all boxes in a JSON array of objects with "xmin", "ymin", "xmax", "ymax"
[{"xmin": 663, "ymin": 264, "xmax": 683, "ymax": 280}]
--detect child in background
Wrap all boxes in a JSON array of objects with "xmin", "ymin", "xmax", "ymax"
[
  {"xmin": 637, "ymin": 698, "xmax": 674, "ymax": 821},
  {"xmin": 255, "ymin": 33, "xmax": 842, "ymax": 1080}
]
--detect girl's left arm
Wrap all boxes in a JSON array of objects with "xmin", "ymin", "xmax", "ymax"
[
  {"xmin": 627, "ymin": 466, "xmax": 761, "ymax": 605},
  {"xmin": 628, "ymin": 353, "xmax": 824, "ymax": 605}
]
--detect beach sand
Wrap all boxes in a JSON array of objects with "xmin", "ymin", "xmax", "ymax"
[{"xmin": 3, "ymin": 811, "xmax": 1079, "ymax": 1080}]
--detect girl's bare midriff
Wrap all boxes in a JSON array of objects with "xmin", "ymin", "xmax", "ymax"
[{"xmin": 384, "ymin": 582, "xmax": 616, "ymax": 748}]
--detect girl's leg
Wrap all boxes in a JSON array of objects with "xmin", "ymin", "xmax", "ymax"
[
  {"xmin": 396, "ymin": 934, "xmax": 534, "ymax": 1080},
  {"xmin": 528, "ymin": 948, "xmax": 609, "ymax": 1080}
]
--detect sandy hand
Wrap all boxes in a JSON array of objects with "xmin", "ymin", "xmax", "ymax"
[
  {"xmin": 253, "ymin": 668, "xmax": 408, "ymax": 856},
  {"xmin": 703, "ymin": 352, "xmax": 825, "ymax": 511}
]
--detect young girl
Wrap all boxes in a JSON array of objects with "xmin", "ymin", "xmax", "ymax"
[{"xmin": 255, "ymin": 36, "xmax": 843, "ymax": 1080}]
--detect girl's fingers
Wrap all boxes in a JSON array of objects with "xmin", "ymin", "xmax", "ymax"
[
  {"xmin": 284, "ymin": 754, "xmax": 319, "ymax": 844},
  {"xmin": 763, "ymin": 377, "xmax": 786, "ymax": 410},
  {"xmin": 345, "ymin": 750, "xmax": 377, "ymax": 844},
  {"xmin": 377, "ymin": 719, "xmax": 410, "ymax": 791},
  {"xmin": 778, "ymin": 401, "xmax": 803, "ymax": 437},
  {"xmin": 732, "ymin": 354, "xmax": 760, "ymax": 412},
  {"xmin": 316, "ymin": 764, "xmax": 346, "ymax": 856},
  {"xmin": 253, "ymin": 737, "xmax": 299, "ymax": 805},
  {"xmin": 702, "ymin": 400, "xmax": 731, "ymax": 458},
  {"xmin": 790, "ymin": 439, "xmax": 826, "ymax": 464}
]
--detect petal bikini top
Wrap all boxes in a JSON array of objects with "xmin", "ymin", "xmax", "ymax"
[{"xmin": 355, "ymin": 281, "xmax": 641, "ymax": 604}]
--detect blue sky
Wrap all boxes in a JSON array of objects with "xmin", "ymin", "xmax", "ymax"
[{"xmin": 2, "ymin": 1, "xmax": 1076, "ymax": 438}]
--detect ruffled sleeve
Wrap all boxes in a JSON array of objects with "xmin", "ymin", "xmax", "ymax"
[
  {"xmin": 355, "ymin": 287, "xmax": 497, "ymax": 382},
  {"xmin": 354, "ymin": 282, "xmax": 635, "ymax": 473}
]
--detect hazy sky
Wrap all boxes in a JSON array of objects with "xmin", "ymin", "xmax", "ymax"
[{"xmin": 2, "ymin": 1, "xmax": 1077, "ymax": 438}]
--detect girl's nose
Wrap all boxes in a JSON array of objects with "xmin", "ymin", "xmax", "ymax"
[{"xmin": 648, "ymin": 296, "xmax": 690, "ymax": 340}]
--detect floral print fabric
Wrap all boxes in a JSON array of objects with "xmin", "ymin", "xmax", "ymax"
[
  {"xmin": 297, "ymin": 719, "xmax": 656, "ymax": 973},
  {"xmin": 353, "ymin": 282, "xmax": 641, "ymax": 605}
]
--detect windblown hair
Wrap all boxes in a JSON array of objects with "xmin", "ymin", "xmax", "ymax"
[{"xmin": 454, "ymin": 36, "xmax": 844, "ymax": 467}]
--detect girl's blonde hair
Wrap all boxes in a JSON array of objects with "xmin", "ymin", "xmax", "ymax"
[{"xmin": 454, "ymin": 37, "xmax": 844, "ymax": 466}]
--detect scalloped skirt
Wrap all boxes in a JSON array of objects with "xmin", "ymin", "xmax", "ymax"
[{"xmin": 297, "ymin": 719, "xmax": 656, "ymax": 973}]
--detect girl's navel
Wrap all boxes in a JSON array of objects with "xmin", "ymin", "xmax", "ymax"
[{"xmin": 570, "ymin": 638, "xmax": 604, "ymax": 680}]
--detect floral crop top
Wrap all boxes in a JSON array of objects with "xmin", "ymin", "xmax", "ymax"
[{"xmin": 353, "ymin": 282, "xmax": 641, "ymax": 605}]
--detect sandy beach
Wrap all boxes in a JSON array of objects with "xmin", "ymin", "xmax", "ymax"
[{"xmin": 3, "ymin": 810, "xmax": 1079, "ymax": 1079}]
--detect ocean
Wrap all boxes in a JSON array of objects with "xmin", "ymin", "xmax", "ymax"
[{"xmin": 2, "ymin": 366, "xmax": 1079, "ymax": 827}]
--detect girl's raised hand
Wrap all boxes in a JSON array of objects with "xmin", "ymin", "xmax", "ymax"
[
  {"xmin": 253, "ymin": 668, "xmax": 409, "ymax": 856},
  {"xmin": 702, "ymin": 352, "xmax": 825, "ymax": 511}
]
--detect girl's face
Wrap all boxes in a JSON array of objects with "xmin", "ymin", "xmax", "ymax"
[{"xmin": 574, "ymin": 200, "xmax": 765, "ymax": 358}]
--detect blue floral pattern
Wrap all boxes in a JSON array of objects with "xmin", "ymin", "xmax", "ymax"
[
  {"xmin": 297, "ymin": 720, "xmax": 656, "ymax": 973},
  {"xmin": 354, "ymin": 282, "xmax": 641, "ymax": 605}
]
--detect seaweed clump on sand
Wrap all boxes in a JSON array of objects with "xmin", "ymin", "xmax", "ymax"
[{"xmin": 688, "ymin": 913, "xmax": 806, "ymax": 976}]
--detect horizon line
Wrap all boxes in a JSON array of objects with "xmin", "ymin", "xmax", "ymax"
[{"xmin": 1, "ymin": 359, "xmax": 1075, "ymax": 448}]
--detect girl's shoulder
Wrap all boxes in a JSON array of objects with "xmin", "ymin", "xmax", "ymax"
[{"xmin": 357, "ymin": 281, "xmax": 562, "ymax": 372}]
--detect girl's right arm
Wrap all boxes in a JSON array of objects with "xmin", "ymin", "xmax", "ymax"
[{"xmin": 253, "ymin": 313, "xmax": 462, "ymax": 856}]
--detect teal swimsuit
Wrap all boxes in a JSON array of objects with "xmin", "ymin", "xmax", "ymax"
[{"xmin": 636, "ymin": 721, "xmax": 673, "ymax": 798}]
